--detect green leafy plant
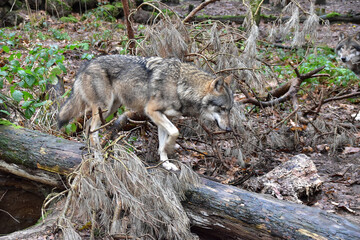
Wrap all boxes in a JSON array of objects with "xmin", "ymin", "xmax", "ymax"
[
  {"xmin": 49, "ymin": 28, "xmax": 71, "ymax": 40},
  {"xmin": 0, "ymin": 44, "xmax": 67, "ymax": 119},
  {"xmin": 0, "ymin": 29, "xmax": 22, "ymax": 47},
  {"xmin": 271, "ymin": 47, "xmax": 358, "ymax": 88},
  {"xmin": 299, "ymin": 48, "xmax": 358, "ymax": 87}
]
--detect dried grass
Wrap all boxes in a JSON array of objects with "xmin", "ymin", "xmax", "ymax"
[
  {"xmin": 54, "ymin": 144, "xmax": 199, "ymax": 239},
  {"xmin": 269, "ymin": 1, "xmax": 320, "ymax": 47},
  {"xmin": 141, "ymin": 20, "xmax": 188, "ymax": 60}
]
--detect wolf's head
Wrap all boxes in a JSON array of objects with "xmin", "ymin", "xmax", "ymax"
[
  {"xmin": 335, "ymin": 32, "xmax": 360, "ymax": 66},
  {"xmin": 201, "ymin": 75, "xmax": 234, "ymax": 131}
]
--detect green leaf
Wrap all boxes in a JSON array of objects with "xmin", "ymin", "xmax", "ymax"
[
  {"xmin": 61, "ymin": 89, "xmax": 72, "ymax": 98},
  {"xmin": 81, "ymin": 53, "xmax": 94, "ymax": 60},
  {"xmin": 2, "ymin": 45, "xmax": 10, "ymax": 53},
  {"xmin": 50, "ymin": 66, "xmax": 62, "ymax": 76},
  {"xmin": 35, "ymin": 66, "xmax": 46, "ymax": 75},
  {"xmin": 17, "ymin": 69, "xmax": 26, "ymax": 77},
  {"xmin": 11, "ymin": 90, "xmax": 23, "ymax": 102},
  {"xmin": 24, "ymin": 107, "xmax": 35, "ymax": 119},
  {"xmin": 65, "ymin": 123, "xmax": 77, "ymax": 134},
  {"xmin": 0, "ymin": 119, "xmax": 16, "ymax": 126},
  {"xmin": 0, "ymin": 69, "xmax": 7, "ymax": 77},
  {"xmin": 10, "ymin": 60, "xmax": 20, "ymax": 68},
  {"xmin": 21, "ymin": 100, "xmax": 33, "ymax": 108},
  {"xmin": 0, "ymin": 109, "xmax": 10, "ymax": 116},
  {"xmin": 105, "ymin": 113, "xmax": 114, "ymax": 122},
  {"xmin": 22, "ymin": 91, "xmax": 33, "ymax": 100},
  {"xmin": 80, "ymin": 43, "xmax": 89, "ymax": 50},
  {"xmin": 33, "ymin": 100, "xmax": 49, "ymax": 108},
  {"xmin": 49, "ymin": 74, "xmax": 58, "ymax": 85},
  {"xmin": 46, "ymin": 58, "xmax": 56, "ymax": 68},
  {"xmin": 25, "ymin": 75, "xmax": 36, "ymax": 87},
  {"xmin": 57, "ymin": 62, "xmax": 67, "ymax": 73}
]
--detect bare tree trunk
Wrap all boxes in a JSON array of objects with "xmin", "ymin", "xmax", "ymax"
[{"xmin": 121, "ymin": 0, "xmax": 135, "ymax": 52}]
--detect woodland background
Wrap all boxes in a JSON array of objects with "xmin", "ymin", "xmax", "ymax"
[{"xmin": 0, "ymin": 0, "xmax": 360, "ymax": 239}]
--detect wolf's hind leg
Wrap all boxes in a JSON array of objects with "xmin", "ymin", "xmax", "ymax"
[{"xmin": 88, "ymin": 106, "xmax": 103, "ymax": 153}]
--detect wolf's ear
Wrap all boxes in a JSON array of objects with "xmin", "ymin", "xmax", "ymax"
[
  {"xmin": 224, "ymin": 74, "xmax": 233, "ymax": 85},
  {"xmin": 210, "ymin": 77, "xmax": 224, "ymax": 92},
  {"xmin": 339, "ymin": 32, "xmax": 347, "ymax": 41}
]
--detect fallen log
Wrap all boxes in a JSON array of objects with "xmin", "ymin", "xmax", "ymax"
[
  {"xmin": 0, "ymin": 124, "xmax": 360, "ymax": 240},
  {"xmin": 191, "ymin": 13, "xmax": 360, "ymax": 25}
]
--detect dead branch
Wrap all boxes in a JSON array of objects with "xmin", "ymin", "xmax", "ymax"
[
  {"xmin": 321, "ymin": 91, "xmax": 360, "ymax": 104},
  {"xmin": 239, "ymin": 65, "xmax": 326, "ymax": 108},
  {"xmin": 183, "ymin": 0, "xmax": 220, "ymax": 23},
  {"xmin": 266, "ymin": 81, "xmax": 292, "ymax": 99},
  {"xmin": 304, "ymin": 90, "xmax": 360, "ymax": 125}
]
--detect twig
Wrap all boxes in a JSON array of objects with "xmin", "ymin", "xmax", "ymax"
[
  {"xmin": 186, "ymin": 52, "xmax": 216, "ymax": 74},
  {"xmin": 145, "ymin": 159, "xmax": 177, "ymax": 170},
  {"xmin": 9, "ymin": 0, "xmax": 17, "ymax": 12},
  {"xmin": 200, "ymin": 123, "xmax": 224, "ymax": 168},
  {"xmin": 103, "ymin": 134, "xmax": 126, "ymax": 153},
  {"xmin": 111, "ymin": 201, "xmax": 121, "ymax": 233},
  {"xmin": 321, "ymin": 91, "xmax": 360, "ymax": 104},
  {"xmin": 215, "ymin": 67, "xmax": 254, "ymax": 74},
  {"xmin": 0, "ymin": 209, "xmax": 20, "ymax": 223},
  {"xmin": 315, "ymin": 87, "xmax": 324, "ymax": 115},
  {"xmin": 290, "ymin": 0, "xmax": 310, "ymax": 15},
  {"xmin": 0, "ymin": 189, "xmax": 7, "ymax": 202},
  {"xmin": 176, "ymin": 141, "xmax": 214, "ymax": 158},
  {"xmin": 240, "ymin": 65, "xmax": 326, "ymax": 107},
  {"xmin": 110, "ymin": 155, "xmax": 129, "ymax": 171},
  {"xmin": 89, "ymin": 116, "xmax": 118, "ymax": 134},
  {"xmin": 306, "ymin": 91, "xmax": 360, "ymax": 117},
  {"xmin": 183, "ymin": 0, "xmax": 220, "ymax": 23},
  {"xmin": 254, "ymin": 0, "xmax": 265, "ymax": 17}
]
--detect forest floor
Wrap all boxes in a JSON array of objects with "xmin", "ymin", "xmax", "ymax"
[
  {"xmin": 1, "ymin": 0, "xmax": 360, "ymax": 236},
  {"xmin": 172, "ymin": 0, "xmax": 360, "ymax": 225}
]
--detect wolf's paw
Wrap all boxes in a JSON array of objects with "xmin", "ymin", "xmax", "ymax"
[{"xmin": 162, "ymin": 161, "xmax": 179, "ymax": 171}]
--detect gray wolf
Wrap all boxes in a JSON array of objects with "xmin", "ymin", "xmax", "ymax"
[
  {"xmin": 335, "ymin": 32, "xmax": 360, "ymax": 75},
  {"xmin": 58, "ymin": 55, "xmax": 233, "ymax": 171}
]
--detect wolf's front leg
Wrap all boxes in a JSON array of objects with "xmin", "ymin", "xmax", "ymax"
[
  {"xmin": 146, "ymin": 101, "xmax": 180, "ymax": 171},
  {"xmin": 158, "ymin": 127, "xmax": 179, "ymax": 171}
]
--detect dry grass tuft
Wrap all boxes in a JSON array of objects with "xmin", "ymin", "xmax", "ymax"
[{"xmin": 54, "ymin": 143, "xmax": 199, "ymax": 239}]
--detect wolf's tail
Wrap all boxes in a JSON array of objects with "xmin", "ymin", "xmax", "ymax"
[{"xmin": 57, "ymin": 89, "xmax": 85, "ymax": 129}]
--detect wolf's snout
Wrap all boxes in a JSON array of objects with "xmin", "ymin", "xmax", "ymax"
[
  {"xmin": 341, "ymin": 57, "xmax": 347, "ymax": 63},
  {"xmin": 215, "ymin": 118, "xmax": 232, "ymax": 132}
]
